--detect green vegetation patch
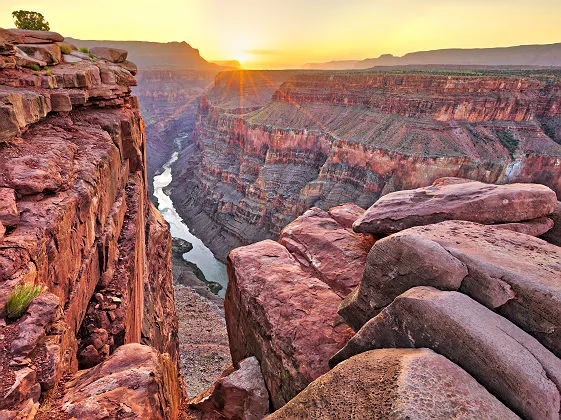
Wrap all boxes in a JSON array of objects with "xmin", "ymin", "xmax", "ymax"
[
  {"xmin": 496, "ymin": 130, "xmax": 519, "ymax": 158},
  {"xmin": 6, "ymin": 283, "xmax": 47, "ymax": 320}
]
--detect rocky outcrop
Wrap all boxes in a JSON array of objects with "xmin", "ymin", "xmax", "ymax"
[
  {"xmin": 0, "ymin": 29, "xmax": 182, "ymax": 417},
  {"xmin": 353, "ymin": 177, "xmax": 558, "ymax": 234},
  {"xmin": 225, "ymin": 178, "xmax": 561, "ymax": 418},
  {"xmin": 188, "ymin": 356, "xmax": 269, "ymax": 419},
  {"xmin": 334, "ymin": 287, "xmax": 561, "ymax": 419},
  {"xmin": 270, "ymin": 349, "xmax": 518, "ymax": 419},
  {"xmin": 225, "ymin": 204, "xmax": 372, "ymax": 409},
  {"xmin": 58, "ymin": 344, "xmax": 182, "ymax": 419},
  {"xmin": 339, "ymin": 220, "xmax": 561, "ymax": 357},
  {"xmin": 170, "ymin": 69, "xmax": 561, "ymax": 260}
]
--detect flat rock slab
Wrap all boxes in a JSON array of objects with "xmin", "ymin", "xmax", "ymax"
[
  {"xmin": 90, "ymin": 47, "xmax": 127, "ymax": 63},
  {"xmin": 270, "ymin": 348, "xmax": 518, "ymax": 420},
  {"xmin": 278, "ymin": 206, "xmax": 375, "ymax": 297},
  {"xmin": 340, "ymin": 220, "xmax": 561, "ymax": 358},
  {"xmin": 61, "ymin": 344, "xmax": 181, "ymax": 420},
  {"xmin": 334, "ymin": 287, "xmax": 561, "ymax": 420},
  {"xmin": 353, "ymin": 177, "xmax": 558, "ymax": 235},
  {"xmin": 16, "ymin": 43, "xmax": 61, "ymax": 65},
  {"xmin": 225, "ymin": 240, "xmax": 354, "ymax": 410},
  {"xmin": 494, "ymin": 216, "xmax": 554, "ymax": 237},
  {"xmin": 8, "ymin": 29, "xmax": 63, "ymax": 44}
]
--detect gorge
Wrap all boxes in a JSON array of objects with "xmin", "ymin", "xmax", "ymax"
[
  {"xmin": 2, "ymin": 25, "xmax": 561, "ymax": 420},
  {"xmin": 169, "ymin": 68, "xmax": 561, "ymax": 260}
]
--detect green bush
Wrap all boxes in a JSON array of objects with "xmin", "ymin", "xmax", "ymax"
[
  {"xmin": 496, "ymin": 130, "xmax": 519, "ymax": 158},
  {"xmin": 79, "ymin": 47, "xmax": 89, "ymax": 54},
  {"xmin": 59, "ymin": 44, "xmax": 72, "ymax": 55},
  {"xmin": 30, "ymin": 63, "xmax": 40, "ymax": 71},
  {"xmin": 6, "ymin": 283, "xmax": 46, "ymax": 320},
  {"xmin": 12, "ymin": 10, "xmax": 50, "ymax": 31},
  {"xmin": 33, "ymin": 70, "xmax": 39, "ymax": 76}
]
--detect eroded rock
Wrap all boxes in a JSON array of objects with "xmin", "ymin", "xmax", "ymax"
[
  {"xmin": 61, "ymin": 344, "xmax": 182, "ymax": 420},
  {"xmin": 225, "ymin": 240, "xmax": 353, "ymax": 409},
  {"xmin": 270, "ymin": 348, "xmax": 518, "ymax": 420},
  {"xmin": 8, "ymin": 29, "xmax": 64, "ymax": 44},
  {"xmin": 278, "ymin": 206, "xmax": 375, "ymax": 297},
  {"xmin": 333, "ymin": 287, "xmax": 561, "ymax": 420},
  {"xmin": 542, "ymin": 201, "xmax": 561, "ymax": 246},
  {"xmin": 189, "ymin": 356, "xmax": 269, "ymax": 419},
  {"xmin": 340, "ymin": 220, "xmax": 561, "ymax": 359},
  {"xmin": 0, "ymin": 187, "xmax": 19, "ymax": 227},
  {"xmin": 16, "ymin": 43, "xmax": 61, "ymax": 65},
  {"xmin": 90, "ymin": 47, "xmax": 128, "ymax": 63},
  {"xmin": 353, "ymin": 177, "xmax": 558, "ymax": 234}
]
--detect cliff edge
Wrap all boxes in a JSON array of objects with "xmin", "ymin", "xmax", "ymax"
[{"xmin": 0, "ymin": 29, "xmax": 183, "ymax": 419}]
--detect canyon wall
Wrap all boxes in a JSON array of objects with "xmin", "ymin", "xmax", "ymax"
[
  {"xmin": 0, "ymin": 29, "xmax": 182, "ymax": 418},
  {"xmin": 170, "ymin": 69, "xmax": 561, "ymax": 260}
]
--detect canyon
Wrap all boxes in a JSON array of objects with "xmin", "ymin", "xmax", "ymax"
[
  {"xmin": 2, "ymin": 26, "xmax": 561, "ymax": 420},
  {"xmin": 169, "ymin": 68, "xmax": 561, "ymax": 260}
]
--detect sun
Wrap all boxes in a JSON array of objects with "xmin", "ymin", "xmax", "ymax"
[{"xmin": 233, "ymin": 52, "xmax": 249, "ymax": 67}]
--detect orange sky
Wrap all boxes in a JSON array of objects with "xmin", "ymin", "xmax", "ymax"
[{"xmin": 1, "ymin": 0, "xmax": 561, "ymax": 69}]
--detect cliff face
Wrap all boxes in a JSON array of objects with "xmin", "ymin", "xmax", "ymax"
[
  {"xmin": 170, "ymin": 69, "xmax": 561, "ymax": 260},
  {"xmin": 0, "ymin": 29, "xmax": 182, "ymax": 417}
]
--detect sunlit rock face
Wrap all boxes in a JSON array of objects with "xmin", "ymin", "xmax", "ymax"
[
  {"xmin": 169, "ymin": 69, "xmax": 561, "ymax": 260},
  {"xmin": 0, "ymin": 29, "xmax": 183, "ymax": 417}
]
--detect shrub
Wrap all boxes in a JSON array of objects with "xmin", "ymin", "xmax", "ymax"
[
  {"xmin": 45, "ymin": 70, "xmax": 53, "ymax": 76},
  {"xmin": 59, "ymin": 44, "xmax": 72, "ymax": 55},
  {"xmin": 496, "ymin": 130, "xmax": 519, "ymax": 158},
  {"xmin": 30, "ymin": 63, "xmax": 40, "ymax": 71},
  {"xmin": 33, "ymin": 70, "xmax": 39, "ymax": 76},
  {"xmin": 88, "ymin": 52, "xmax": 95, "ymax": 59},
  {"xmin": 12, "ymin": 10, "xmax": 50, "ymax": 31},
  {"xmin": 6, "ymin": 283, "xmax": 46, "ymax": 320},
  {"xmin": 79, "ymin": 47, "xmax": 89, "ymax": 54}
]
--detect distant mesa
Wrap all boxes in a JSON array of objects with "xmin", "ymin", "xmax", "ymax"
[
  {"xmin": 304, "ymin": 42, "xmax": 561, "ymax": 69},
  {"xmin": 65, "ymin": 37, "xmax": 223, "ymax": 70},
  {"xmin": 212, "ymin": 60, "xmax": 242, "ymax": 69}
]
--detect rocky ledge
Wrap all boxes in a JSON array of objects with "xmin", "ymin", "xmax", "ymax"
[
  {"xmin": 0, "ymin": 29, "xmax": 183, "ymax": 419},
  {"xmin": 218, "ymin": 177, "xmax": 560, "ymax": 419}
]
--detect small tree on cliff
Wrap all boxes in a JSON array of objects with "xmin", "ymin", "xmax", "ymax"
[{"xmin": 12, "ymin": 10, "xmax": 50, "ymax": 31}]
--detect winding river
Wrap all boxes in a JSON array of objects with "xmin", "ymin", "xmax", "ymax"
[{"xmin": 153, "ymin": 151, "xmax": 228, "ymax": 298}]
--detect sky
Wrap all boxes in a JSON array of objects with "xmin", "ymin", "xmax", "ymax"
[{"xmin": 1, "ymin": 0, "xmax": 561, "ymax": 69}]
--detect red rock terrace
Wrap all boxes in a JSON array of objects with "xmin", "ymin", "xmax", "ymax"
[{"xmin": 0, "ymin": 29, "xmax": 182, "ymax": 419}]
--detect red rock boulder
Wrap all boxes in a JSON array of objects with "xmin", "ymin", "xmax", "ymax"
[
  {"xmin": 0, "ymin": 187, "xmax": 19, "ymax": 228},
  {"xmin": 7, "ymin": 29, "xmax": 64, "ymax": 44},
  {"xmin": 61, "ymin": 343, "xmax": 182, "ymax": 420},
  {"xmin": 353, "ymin": 177, "xmax": 558, "ymax": 235},
  {"xmin": 15, "ymin": 43, "xmax": 61, "ymax": 65},
  {"xmin": 90, "ymin": 47, "xmax": 128, "ymax": 63},
  {"xmin": 270, "ymin": 348, "xmax": 517, "ymax": 419},
  {"xmin": 340, "ymin": 220, "xmax": 561, "ymax": 359},
  {"xmin": 333, "ymin": 287, "xmax": 561, "ymax": 420},
  {"xmin": 278, "ymin": 206, "xmax": 375, "ymax": 297},
  {"xmin": 225, "ymin": 240, "xmax": 353, "ymax": 409},
  {"xmin": 189, "ymin": 356, "xmax": 269, "ymax": 419}
]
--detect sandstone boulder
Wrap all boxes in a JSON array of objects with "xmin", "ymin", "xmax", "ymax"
[
  {"xmin": 340, "ymin": 220, "xmax": 561, "ymax": 358},
  {"xmin": 353, "ymin": 177, "xmax": 558, "ymax": 234},
  {"xmin": 0, "ymin": 28, "xmax": 23, "ymax": 54},
  {"xmin": 49, "ymin": 91, "xmax": 72, "ymax": 112},
  {"xmin": 542, "ymin": 201, "xmax": 561, "ymax": 246},
  {"xmin": 13, "ymin": 47, "xmax": 46, "ymax": 68},
  {"xmin": 61, "ymin": 343, "xmax": 181, "ymax": 420},
  {"xmin": 333, "ymin": 287, "xmax": 561, "ymax": 420},
  {"xmin": 120, "ymin": 60, "xmax": 138, "ymax": 76},
  {"xmin": 0, "ymin": 367, "xmax": 40, "ymax": 410},
  {"xmin": 8, "ymin": 29, "xmax": 64, "ymax": 44},
  {"xmin": 189, "ymin": 356, "xmax": 269, "ymax": 419},
  {"xmin": 270, "ymin": 348, "xmax": 517, "ymax": 420},
  {"xmin": 11, "ymin": 293, "xmax": 59, "ymax": 357},
  {"xmin": 62, "ymin": 54, "xmax": 81, "ymax": 64},
  {"xmin": 278, "ymin": 206, "xmax": 375, "ymax": 297},
  {"xmin": 225, "ymin": 240, "xmax": 353, "ymax": 409},
  {"xmin": 90, "ymin": 47, "xmax": 128, "ymax": 63},
  {"xmin": 327, "ymin": 202, "xmax": 366, "ymax": 228},
  {"xmin": 0, "ymin": 188, "xmax": 19, "ymax": 227},
  {"xmin": 494, "ymin": 216, "xmax": 554, "ymax": 236},
  {"xmin": 16, "ymin": 44, "xmax": 61, "ymax": 65}
]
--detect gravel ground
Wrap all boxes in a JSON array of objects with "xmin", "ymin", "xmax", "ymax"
[{"xmin": 174, "ymin": 284, "xmax": 232, "ymax": 398}]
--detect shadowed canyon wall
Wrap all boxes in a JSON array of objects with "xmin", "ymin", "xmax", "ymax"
[{"xmin": 169, "ymin": 69, "xmax": 561, "ymax": 260}]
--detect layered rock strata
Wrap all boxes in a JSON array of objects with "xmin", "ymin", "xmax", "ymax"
[
  {"xmin": 0, "ymin": 29, "xmax": 183, "ymax": 417},
  {"xmin": 171, "ymin": 69, "xmax": 561, "ymax": 260}
]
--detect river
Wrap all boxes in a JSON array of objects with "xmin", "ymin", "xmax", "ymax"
[{"xmin": 153, "ymin": 151, "xmax": 229, "ymax": 298}]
